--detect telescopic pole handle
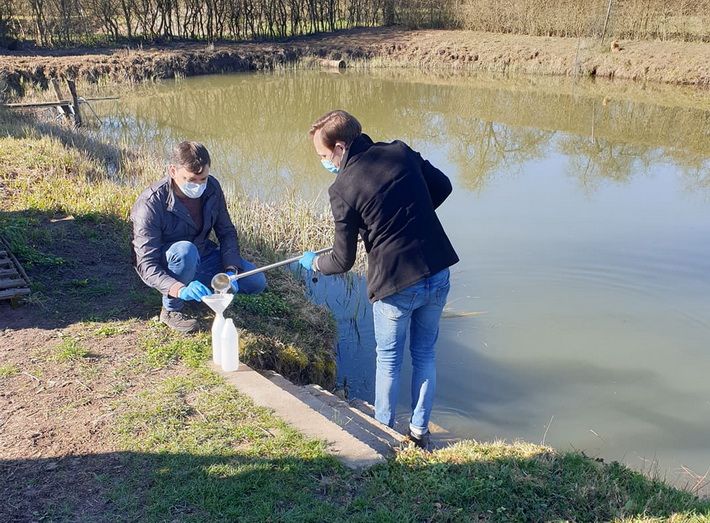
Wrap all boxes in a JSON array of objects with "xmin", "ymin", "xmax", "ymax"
[{"xmin": 230, "ymin": 246, "xmax": 334, "ymax": 281}]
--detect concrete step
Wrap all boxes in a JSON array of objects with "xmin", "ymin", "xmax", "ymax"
[
  {"xmin": 264, "ymin": 374, "xmax": 405, "ymax": 456},
  {"xmin": 301, "ymin": 383, "xmax": 404, "ymax": 447},
  {"xmin": 277, "ymin": 379, "xmax": 455, "ymax": 450},
  {"xmin": 212, "ymin": 363, "xmax": 399, "ymax": 469},
  {"xmin": 347, "ymin": 397, "xmax": 457, "ymax": 449}
]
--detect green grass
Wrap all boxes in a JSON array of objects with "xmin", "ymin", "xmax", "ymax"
[
  {"xmin": 114, "ymin": 368, "xmax": 344, "ymax": 522},
  {"xmin": 93, "ymin": 322, "xmax": 132, "ymax": 337},
  {"xmin": 111, "ymin": 363, "xmax": 710, "ymax": 522},
  {"xmin": 53, "ymin": 337, "xmax": 90, "ymax": 362},
  {"xmin": 0, "ymin": 214, "xmax": 66, "ymax": 268},
  {"xmin": 233, "ymin": 291, "xmax": 289, "ymax": 317},
  {"xmin": 0, "ymin": 363, "xmax": 19, "ymax": 377},
  {"xmin": 364, "ymin": 445, "xmax": 709, "ymax": 521},
  {"xmin": 140, "ymin": 322, "xmax": 212, "ymax": 368},
  {"xmin": 67, "ymin": 278, "xmax": 116, "ymax": 298}
]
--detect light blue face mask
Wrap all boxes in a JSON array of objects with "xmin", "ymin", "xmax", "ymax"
[
  {"xmin": 321, "ymin": 158, "xmax": 340, "ymax": 175},
  {"xmin": 179, "ymin": 180, "xmax": 207, "ymax": 199}
]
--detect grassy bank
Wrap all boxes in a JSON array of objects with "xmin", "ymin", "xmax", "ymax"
[{"xmin": 1, "ymin": 103, "xmax": 710, "ymax": 520}]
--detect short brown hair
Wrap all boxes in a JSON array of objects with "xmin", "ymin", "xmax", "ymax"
[
  {"xmin": 170, "ymin": 141, "xmax": 211, "ymax": 174},
  {"xmin": 309, "ymin": 110, "xmax": 362, "ymax": 148}
]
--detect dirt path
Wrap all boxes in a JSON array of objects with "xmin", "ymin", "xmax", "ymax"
[
  {"xmin": 1, "ymin": 28, "xmax": 709, "ymax": 95},
  {"xmin": 0, "ymin": 205, "xmax": 165, "ymax": 520}
]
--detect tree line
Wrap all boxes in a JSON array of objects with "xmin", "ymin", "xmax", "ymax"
[
  {"xmin": 1, "ymin": 0, "xmax": 706, "ymax": 48},
  {"xmin": 2, "ymin": 0, "xmax": 404, "ymax": 47}
]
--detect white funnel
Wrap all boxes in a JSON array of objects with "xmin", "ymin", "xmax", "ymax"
[{"xmin": 202, "ymin": 293, "xmax": 234, "ymax": 315}]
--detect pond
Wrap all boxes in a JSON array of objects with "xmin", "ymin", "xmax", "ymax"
[{"xmin": 95, "ymin": 69, "xmax": 710, "ymax": 482}]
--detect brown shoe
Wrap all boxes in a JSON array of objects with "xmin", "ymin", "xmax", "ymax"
[{"xmin": 160, "ymin": 308, "xmax": 199, "ymax": 334}]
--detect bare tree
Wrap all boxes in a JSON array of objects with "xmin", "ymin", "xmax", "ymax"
[{"xmin": 382, "ymin": 0, "xmax": 394, "ymax": 25}]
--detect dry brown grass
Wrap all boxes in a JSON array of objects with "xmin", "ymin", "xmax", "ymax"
[{"xmin": 455, "ymin": 0, "xmax": 710, "ymax": 42}]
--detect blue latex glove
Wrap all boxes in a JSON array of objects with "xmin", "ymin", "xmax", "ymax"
[
  {"xmin": 299, "ymin": 251, "xmax": 316, "ymax": 270},
  {"xmin": 226, "ymin": 271, "xmax": 239, "ymax": 294},
  {"xmin": 178, "ymin": 280, "xmax": 212, "ymax": 302}
]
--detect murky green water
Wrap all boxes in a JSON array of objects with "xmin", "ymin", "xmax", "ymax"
[{"xmin": 96, "ymin": 70, "xmax": 710, "ymax": 483}]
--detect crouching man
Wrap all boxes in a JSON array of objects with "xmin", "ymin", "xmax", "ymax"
[{"xmin": 131, "ymin": 141, "xmax": 266, "ymax": 333}]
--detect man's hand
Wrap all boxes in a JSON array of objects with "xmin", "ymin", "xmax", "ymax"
[
  {"xmin": 178, "ymin": 280, "xmax": 212, "ymax": 302},
  {"xmin": 299, "ymin": 251, "xmax": 317, "ymax": 271},
  {"xmin": 226, "ymin": 271, "xmax": 239, "ymax": 293}
]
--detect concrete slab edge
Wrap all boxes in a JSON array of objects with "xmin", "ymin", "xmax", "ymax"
[{"xmin": 210, "ymin": 363, "xmax": 391, "ymax": 469}]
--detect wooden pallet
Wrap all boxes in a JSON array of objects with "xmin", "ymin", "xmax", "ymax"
[{"xmin": 0, "ymin": 236, "xmax": 31, "ymax": 301}]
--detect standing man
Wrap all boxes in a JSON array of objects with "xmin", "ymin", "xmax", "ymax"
[
  {"xmin": 131, "ymin": 141, "xmax": 266, "ymax": 333},
  {"xmin": 300, "ymin": 110, "xmax": 459, "ymax": 448}
]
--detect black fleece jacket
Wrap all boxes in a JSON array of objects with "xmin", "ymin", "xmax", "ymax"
[{"xmin": 317, "ymin": 133, "xmax": 459, "ymax": 302}]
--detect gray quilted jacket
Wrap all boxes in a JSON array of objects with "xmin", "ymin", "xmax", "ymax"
[{"xmin": 130, "ymin": 175, "xmax": 241, "ymax": 295}]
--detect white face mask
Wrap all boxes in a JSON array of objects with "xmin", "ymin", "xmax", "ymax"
[{"xmin": 179, "ymin": 180, "xmax": 207, "ymax": 199}]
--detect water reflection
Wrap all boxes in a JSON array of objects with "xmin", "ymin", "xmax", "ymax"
[{"xmin": 96, "ymin": 69, "xmax": 710, "ymax": 201}]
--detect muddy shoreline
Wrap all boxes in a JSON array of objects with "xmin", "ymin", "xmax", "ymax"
[{"xmin": 2, "ymin": 28, "xmax": 709, "ymax": 96}]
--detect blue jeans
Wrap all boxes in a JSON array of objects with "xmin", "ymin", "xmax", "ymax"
[
  {"xmin": 162, "ymin": 241, "xmax": 267, "ymax": 311},
  {"xmin": 373, "ymin": 268, "xmax": 450, "ymax": 436}
]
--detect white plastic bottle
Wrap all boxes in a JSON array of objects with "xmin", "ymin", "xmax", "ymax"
[
  {"xmin": 220, "ymin": 319, "xmax": 239, "ymax": 372},
  {"xmin": 211, "ymin": 313, "xmax": 225, "ymax": 366}
]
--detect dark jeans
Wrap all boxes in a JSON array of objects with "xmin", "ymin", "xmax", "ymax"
[{"xmin": 162, "ymin": 240, "xmax": 266, "ymax": 311}]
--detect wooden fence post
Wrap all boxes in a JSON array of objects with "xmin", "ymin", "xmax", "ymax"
[
  {"xmin": 65, "ymin": 79, "xmax": 83, "ymax": 127},
  {"xmin": 51, "ymin": 78, "xmax": 72, "ymax": 121}
]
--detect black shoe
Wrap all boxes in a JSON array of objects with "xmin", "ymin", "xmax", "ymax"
[
  {"xmin": 406, "ymin": 429, "xmax": 431, "ymax": 451},
  {"xmin": 160, "ymin": 308, "xmax": 199, "ymax": 334}
]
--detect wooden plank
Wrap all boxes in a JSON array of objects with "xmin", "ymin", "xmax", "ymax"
[
  {"xmin": 0, "ymin": 288, "xmax": 30, "ymax": 300},
  {"xmin": 0, "ymin": 236, "xmax": 30, "ymax": 301},
  {"xmin": 0, "ymin": 278, "xmax": 26, "ymax": 290},
  {"xmin": 0, "ymin": 237, "xmax": 30, "ymax": 284}
]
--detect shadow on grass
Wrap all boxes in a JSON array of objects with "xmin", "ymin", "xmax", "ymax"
[
  {"xmin": 0, "ymin": 451, "xmax": 343, "ymax": 522},
  {"xmin": 0, "ymin": 451, "xmax": 350, "ymax": 522},
  {"xmin": 1, "ymin": 449, "xmax": 708, "ymax": 522},
  {"xmin": 0, "ymin": 207, "xmax": 160, "ymax": 330}
]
